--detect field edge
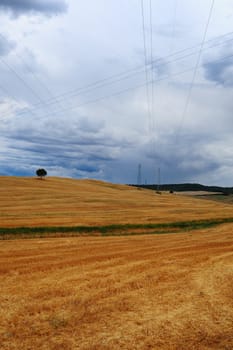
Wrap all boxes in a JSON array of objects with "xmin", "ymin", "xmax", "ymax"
[{"xmin": 1, "ymin": 217, "xmax": 233, "ymax": 239}]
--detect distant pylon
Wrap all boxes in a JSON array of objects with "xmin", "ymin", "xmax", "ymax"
[
  {"xmin": 137, "ymin": 163, "xmax": 142, "ymax": 185},
  {"xmin": 157, "ymin": 167, "xmax": 160, "ymax": 191}
]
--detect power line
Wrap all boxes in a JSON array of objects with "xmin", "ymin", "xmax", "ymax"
[
  {"xmin": 141, "ymin": 0, "xmax": 152, "ymax": 131},
  {"xmin": 1, "ymin": 32, "xmax": 232, "ymax": 122},
  {"xmin": 1, "ymin": 29, "xmax": 232, "ymax": 121},
  {"xmin": 149, "ymin": 0, "xmax": 160, "ymax": 184},
  {"xmin": 174, "ymin": 0, "xmax": 215, "ymax": 142},
  {"xmin": 0, "ymin": 32, "xmax": 64, "ymax": 117},
  {"xmin": 42, "ymin": 29, "xmax": 232, "ymax": 105},
  {"xmin": 153, "ymin": 0, "xmax": 178, "ymax": 180},
  {"xmin": 149, "ymin": 0, "xmax": 155, "ymax": 131},
  {"xmin": 0, "ymin": 56, "xmax": 46, "ymax": 104},
  {"xmin": 0, "ymin": 55, "xmax": 57, "ymax": 119},
  {"xmin": 0, "ymin": 33, "xmax": 59, "ymax": 105},
  {"xmin": 14, "ymin": 49, "xmax": 65, "ymax": 111},
  {"xmin": 3, "ymin": 52, "xmax": 231, "ymax": 124},
  {"xmin": 169, "ymin": 0, "xmax": 178, "ymax": 55},
  {"xmin": 0, "ymin": 81, "xmax": 40, "ymax": 119}
]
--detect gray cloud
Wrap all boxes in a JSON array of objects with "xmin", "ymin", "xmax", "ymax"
[
  {"xmin": 203, "ymin": 53, "xmax": 233, "ymax": 87},
  {"xmin": 141, "ymin": 131, "xmax": 224, "ymax": 184},
  {"xmin": 0, "ymin": 0, "xmax": 233, "ymax": 186},
  {"xmin": 0, "ymin": 34, "xmax": 15, "ymax": 56},
  {"xmin": 0, "ymin": 0, "xmax": 68, "ymax": 17},
  {"xmin": 0, "ymin": 114, "xmax": 131, "ymax": 179},
  {"xmin": 151, "ymin": 56, "xmax": 170, "ymax": 77}
]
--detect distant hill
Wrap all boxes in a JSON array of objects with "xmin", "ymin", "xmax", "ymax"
[{"xmin": 130, "ymin": 183, "xmax": 233, "ymax": 194}]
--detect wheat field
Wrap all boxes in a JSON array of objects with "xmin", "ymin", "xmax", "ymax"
[
  {"xmin": 1, "ymin": 224, "xmax": 233, "ymax": 349},
  {"xmin": 0, "ymin": 176, "xmax": 232, "ymax": 228},
  {"xmin": 1, "ymin": 176, "xmax": 233, "ymax": 349}
]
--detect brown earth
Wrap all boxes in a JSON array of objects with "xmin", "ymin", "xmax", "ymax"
[
  {"xmin": 0, "ymin": 176, "xmax": 233, "ymax": 228},
  {"xmin": 1, "ymin": 224, "xmax": 233, "ymax": 349}
]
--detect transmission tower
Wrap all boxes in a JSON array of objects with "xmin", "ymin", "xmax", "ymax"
[
  {"xmin": 157, "ymin": 167, "xmax": 160, "ymax": 191},
  {"xmin": 137, "ymin": 164, "xmax": 142, "ymax": 185}
]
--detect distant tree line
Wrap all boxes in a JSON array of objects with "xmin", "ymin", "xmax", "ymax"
[{"xmin": 129, "ymin": 183, "xmax": 233, "ymax": 195}]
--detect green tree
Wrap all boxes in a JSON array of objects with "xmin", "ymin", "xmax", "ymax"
[{"xmin": 36, "ymin": 168, "xmax": 47, "ymax": 179}]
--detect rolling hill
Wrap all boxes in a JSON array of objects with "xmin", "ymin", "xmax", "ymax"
[
  {"xmin": 1, "ymin": 176, "xmax": 233, "ymax": 349},
  {"xmin": 0, "ymin": 176, "xmax": 233, "ymax": 228},
  {"xmin": 132, "ymin": 183, "xmax": 233, "ymax": 194}
]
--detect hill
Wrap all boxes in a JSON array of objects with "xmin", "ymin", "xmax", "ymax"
[
  {"xmin": 0, "ymin": 176, "xmax": 233, "ymax": 228},
  {"xmin": 132, "ymin": 183, "xmax": 233, "ymax": 194},
  {"xmin": 1, "ymin": 177, "xmax": 233, "ymax": 349}
]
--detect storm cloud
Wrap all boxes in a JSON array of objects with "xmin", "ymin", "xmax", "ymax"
[
  {"xmin": 0, "ymin": 0, "xmax": 68, "ymax": 17},
  {"xmin": 0, "ymin": 112, "xmax": 132, "ymax": 179},
  {"xmin": 0, "ymin": 0, "xmax": 233, "ymax": 185}
]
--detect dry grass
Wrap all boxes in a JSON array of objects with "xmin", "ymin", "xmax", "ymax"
[
  {"xmin": 0, "ymin": 176, "xmax": 232, "ymax": 228},
  {"xmin": 1, "ymin": 224, "xmax": 233, "ymax": 349}
]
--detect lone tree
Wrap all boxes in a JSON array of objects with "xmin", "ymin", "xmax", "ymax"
[{"xmin": 36, "ymin": 168, "xmax": 47, "ymax": 179}]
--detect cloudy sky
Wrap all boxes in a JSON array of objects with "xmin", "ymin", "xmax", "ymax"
[{"xmin": 0, "ymin": 0, "xmax": 232, "ymax": 185}]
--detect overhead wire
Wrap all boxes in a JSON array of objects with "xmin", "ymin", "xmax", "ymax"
[
  {"xmin": 150, "ymin": 0, "xmax": 179, "ymax": 183},
  {"xmin": 2, "ymin": 22, "xmax": 232, "ymax": 126},
  {"xmin": 149, "ymin": 0, "xmax": 155, "ymax": 131},
  {"xmin": 0, "ymin": 79, "xmax": 42, "ymax": 119},
  {"xmin": 154, "ymin": 0, "xmax": 178, "ymax": 183},
  {"xmin": 0, "ymin": 56, "xmax": 46, "ymax": 105},
  {"xmin": 169, "ymin": 0, "xmax": 178, "ymax": 55},
  {"xmin": 149, "ymin": 0, "xmax": 159, "ymax": 184},
  {"xmin": 0, "ymin": 84, "xmax": 25, "ymax": 114},
  {"xmin": 0, "ymin": 32, "xmax": 64, "ymax": 117},
  {"xmin": 24, "ymin": 30, "xmax": 232, "ymax": 110},
  {"xmin": 13, "ymin": 49, "xmax": 65, "ymax": 111},
  {"xmin": 141, "ymin": 0, "xmax": 152, "ymax": 132},
  {"xmin": 2, "ymin": 51, "xmax": 231, "ymax": 124},
  {"xmin": 1, "ymin": 29, "xmax": 232, "ymax": 120},
  {"xmin": 1, "ymin": 31, "xmax": 232, "ymax": 122},
  {"xmin": 174, "ymin": 0, "xmax": 215, "ymax": 142},
  {"xmin": 0, "ymin": 33, "xmax": 59, "ymax": 104},
  {"xmin": 36, "ymin": 29, "xmax": 232, "ymax": 105}
]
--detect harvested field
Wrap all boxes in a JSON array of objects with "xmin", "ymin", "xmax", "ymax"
[
  {"xmin": 0, "ymin": 176, "xmax": 233, "ymax": 228},
  {"xmin": 1, "ymin": 176, "xmax": 233, "ymax": 349},
  {"xmin": 1, "ymin": 224, "xmax": 233, "ymax": 349}
]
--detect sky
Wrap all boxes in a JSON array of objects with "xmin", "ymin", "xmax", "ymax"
[{"xmin": 0, "ymin": 0, "xmax": 232, "ymax": 185}]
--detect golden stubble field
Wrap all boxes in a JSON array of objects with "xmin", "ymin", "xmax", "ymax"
[
  {"xmin": 0, "ymin": 176, "xmax": 233, "ymax": 349},
  {"xmin": 0, "ymin": 176, "xmax": 232, "ymax": 227},
  {"xmin": 1, "ymin": 225, "xmax": 233, "ymax": 349}
]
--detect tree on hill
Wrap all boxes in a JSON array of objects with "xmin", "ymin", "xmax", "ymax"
[{"xmin": 36, "ymin": 168, "xmax": 47, "ymax": 179}]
